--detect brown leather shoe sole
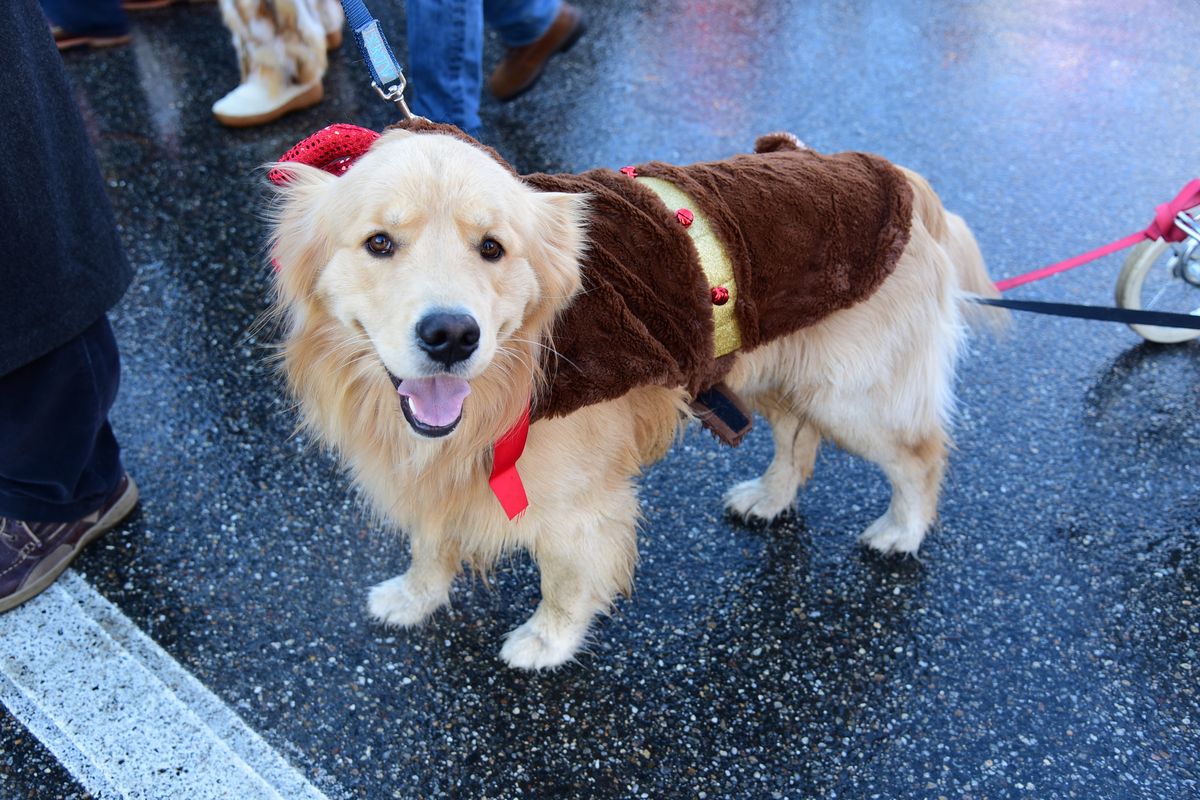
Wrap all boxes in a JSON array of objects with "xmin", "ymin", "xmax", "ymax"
[
  {"xmin": 122, "ymin": 0, "xmax": 215, "ymax": 10},
  {"xmin": 54, "ymin": 30, "xmax": 133, "ymax": 51},
  {"xmin": 490, "ymin": 9, "xmax": 587, "ymax": 103},
  {"xmin": 212, "ymin": 82, "xmax": 324, "ymax": 128},
  {"xmin": 0, "ymin": 476, "xmax": 139, "ymax": 614}
]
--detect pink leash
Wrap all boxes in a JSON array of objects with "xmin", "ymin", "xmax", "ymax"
[{"xmin": 995, "ymin": 179, "xmax": 1200, "ymax": 292}]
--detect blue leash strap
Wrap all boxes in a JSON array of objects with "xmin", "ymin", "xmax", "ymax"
[{"xmin": 338, "ymin": 0, "xmax": 417, "ymax": 118}]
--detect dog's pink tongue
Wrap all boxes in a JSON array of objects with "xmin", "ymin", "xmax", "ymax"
[{"xmin": 398, "ymin": 376, "xmax": 471, "ymax": 428}]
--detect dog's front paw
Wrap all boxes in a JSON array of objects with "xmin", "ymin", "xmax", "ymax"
[
  {"xmin": 499, "ymin": 615, "xmax": 587, "ymax": 671},
  {"xmin": 858, "ymin": 513, "xmax": 927, "ymax": 556},
  {"xmin": 724, "ymin": 477, "xmax": 795, "ymax": 524},
  {"xmin": 367, "ymin": 575, "xmax": 447, "ymax": 628}
]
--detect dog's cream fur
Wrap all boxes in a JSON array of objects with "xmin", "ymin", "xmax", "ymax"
[{"xmin": 268, "ymin": 130, "xmax": 1003, "ymax": 670}]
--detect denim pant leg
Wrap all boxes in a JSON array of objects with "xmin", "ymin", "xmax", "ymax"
[
  {"xmin": 408, "ymin": 0, "xmax": 485, "ymax": 135},
  {"xmin": 0, "ymin": 317, "xmax": 124, "ymax": 523},
  {"xmin": 484, "ymin": 0, "xmax": 559, "ymax": 47},
  {"xmin": 37, "ymin": 0, "xmax": 128, "ymax": 37}
]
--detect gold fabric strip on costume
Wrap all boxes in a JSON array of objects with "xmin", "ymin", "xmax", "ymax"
[{"xmin": 636, "ymin": 176, "xmax": 743, "ymax": 357}]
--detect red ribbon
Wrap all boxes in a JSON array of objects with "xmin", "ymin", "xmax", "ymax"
[
  {"xmin": 489, "ymin": 402, "xmax": 531, "ymax": 520},
  {"xmin": 995, "ymin": 179, "xmax": 1200, "ymax": 292}
]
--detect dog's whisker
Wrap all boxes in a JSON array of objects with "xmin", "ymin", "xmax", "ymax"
[
  {"xmin": 494, "ymin": 347, "xmax": 534, "ymax": 376},
  {"xmin": 501, "ymin": 335, "xmax": 582, "ymax": 374},
  {"xmin": 501, "ymin": 338, "xmax": 580, "ymax": 376}
]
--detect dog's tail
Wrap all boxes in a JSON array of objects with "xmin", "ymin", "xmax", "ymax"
[{"xmin": 901, "ymin": 167, "xmax": 1010, "ymax": 332}]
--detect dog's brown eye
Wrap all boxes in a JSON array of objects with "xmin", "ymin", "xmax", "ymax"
[
  {"xmin": 365, "ymin": 233, "xmax": 394, "ymax": 257},
  {"xmin": 479, "ymin": 238, "xmax": 504, "ymax": 261}
]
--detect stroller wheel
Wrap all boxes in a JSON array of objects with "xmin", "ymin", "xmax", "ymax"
[{"xmin": 1115, "ymin": 239, "xmax": 1200, "ymax": 343}]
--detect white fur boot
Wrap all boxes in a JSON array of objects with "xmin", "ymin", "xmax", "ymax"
[{"xmin": 213, "ymin": 0, "xmax": 343, "ymax": 127}]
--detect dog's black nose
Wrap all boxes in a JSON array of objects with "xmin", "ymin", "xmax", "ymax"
[{"xmin": 415, "ymin": 312, "xmax": 480, "ymax": 367}]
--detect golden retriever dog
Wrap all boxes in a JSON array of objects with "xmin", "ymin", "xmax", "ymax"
[{"xmin": 267, "ymin": 125, "xmax": 1002, "ymax": 670}]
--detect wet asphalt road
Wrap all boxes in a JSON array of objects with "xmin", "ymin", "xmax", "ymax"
[{"xmin": 2, "ymin": 1, "xmax": 1199, "ymax": 798}]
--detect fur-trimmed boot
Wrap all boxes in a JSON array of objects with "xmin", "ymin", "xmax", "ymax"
[{"xmin": 213, "ymin": 0, "xmax": 343, "ymax": 127}]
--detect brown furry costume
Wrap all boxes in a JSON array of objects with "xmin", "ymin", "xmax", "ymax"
[{"xmin": 530, "ymin": 149, "xmax": 913, "ymax": 419}]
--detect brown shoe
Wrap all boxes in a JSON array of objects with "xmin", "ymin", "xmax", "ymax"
[
  {"xmin": 0, "ymin": 474, "xmax": 139, "ymax": 613},
  {"xmin": 488, "ymin": 2, "xmax": 586, "ymax": 102},
  {"xmin": 51, "ymin": 25, "xmax": 132, "ymax": 51},
  {"xmin": 122, "ymin": 0, "xmax": 214, "ymax": 10}
]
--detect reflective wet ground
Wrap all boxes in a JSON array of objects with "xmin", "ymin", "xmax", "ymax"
[{"xmin": 2, "ymin": 1, "xmax": 1199, "ymax": 798}]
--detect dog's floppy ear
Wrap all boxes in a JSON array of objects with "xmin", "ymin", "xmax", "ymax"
[
  {"xmin": 266, "ymin": 124, "xmax": 381, "ymax": 312},
  {"xmin": 267, "ymin": 163, "xmax": 340, "ymax": 311},
  {"xmin": 521, "ymin": 190, "xmax": 589, "ymax": 330}
]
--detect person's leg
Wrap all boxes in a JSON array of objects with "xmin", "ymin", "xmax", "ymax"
[
  {"xmin": 0, "ymin": 1, "xmax": 138, "ymax": 615},
  {"xmin": 484, "ymin": 0, "xmax": 558, "ymax": 46},
  {"xmin": 407, "ymin": 0, "xmax": 485, "ymax": 136},
  {"xmin": 0, "ymin": 316, "xmax": 124, "ymax": 523},
  {"xmin": 0, "ymin": 315, "xmax": 137, "ymax": 613},
  {"xmin": 484, "ymin": 0, "xmax": 583, "ymax": 103},
  {"xmin": 38, "ymin": 0, "xmax": 129, "ymax": 38}
]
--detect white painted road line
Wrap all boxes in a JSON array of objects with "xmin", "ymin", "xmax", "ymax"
[{"xmin": 0, "ymin": 572, "xmax": 334, "ymax": 800}]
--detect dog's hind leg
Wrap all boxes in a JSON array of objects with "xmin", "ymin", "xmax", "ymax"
[
  {"xmin": 724, "ymin": 392, "xmax": 820, "ymax": 523},
  {"xmin": 367, "ymin": 533, "xmax": 460, "ymax": 628},
  {"xmin": 851, "ymin": 430, "xmax": 947, "ymax": 556},
  {"xmin": 500, "ymin": 502, "xmax": 638, "ymax": 670}
]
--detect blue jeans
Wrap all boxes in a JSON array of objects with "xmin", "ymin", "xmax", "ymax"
[
  {"xmin": 407, "ymin": 0, "xmax": 559, "ymax": 136},
  {"xmin": 38, "ymin": 0, "xmax": 128, "ymax": 36}
]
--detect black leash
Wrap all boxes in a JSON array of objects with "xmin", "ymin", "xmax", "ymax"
[{"xmin": 974, "ymin": 297, "xmax": 1200, "ymax": 330}]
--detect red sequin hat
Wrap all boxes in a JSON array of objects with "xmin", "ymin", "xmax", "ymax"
[{"xmin": 268, "ymin": 123, "xmax": 381, "ymax": 185}]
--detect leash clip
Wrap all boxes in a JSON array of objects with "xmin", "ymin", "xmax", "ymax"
[
  {"xmin": 371, "ymin": 77, "xmax": 417, "ymax": 121},
  {"xmin": 348, "ymin": 12, "xmax": 419, "ymax": 120}
]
